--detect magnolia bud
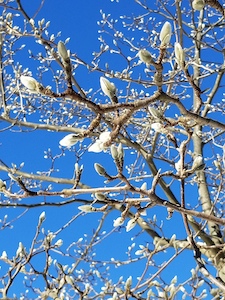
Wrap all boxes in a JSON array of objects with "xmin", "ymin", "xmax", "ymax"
[
  {"xmin": 138, "ymin": 49, "xmax": 153, "ymax": 64},
  {"xmin": 78, "ymin": 205, "xmax": 93, "ymax": 213},
  {"xmin": 20, "ymin": 75, "xmax": 39, "ymax": 92},
  {"xmin": 117, "ymin": 143, "xmax": 124, "ymax": 159},
  {"xmin": 57, "ymin": 41, "xmax": 69, "ymax": 61},
  {"xmin": 159, "ymin": 21, "xmax": 172, "ymax": 47},
  {"xmin": 110, "ymin": 145, "xmax": 118, "ymax": 160},
  {"xmin": 174, "ymin": 42, "xmax": 185, "ymax": 67},
  {"xmin": 94, "ymin": 163, "xmax": 107, "ymax": 176},
  {"xmin": 113, "ymin": 217, "xmax": 124, "ymax": 227},
  {"xmin": 125, "ymin": 276, "xmax": 132, "ymax": 290},
  {"xmin": 95, "ymin": 193, "xmax": 106, "ymax": 200},
  {"xmin": 192, "ymin": 0, "xmax": 205, "ymax": 11},
  {"xmin": 126, "ymin": 218, "xmax": 137, "ymax": 232},
  {"xmin": 59, "ymin": 133, "xmax": 83, "ymax": 147},
  {"xmin": 39, "ymin": 211, "xmax": 46, "ymax": 223},
  {"xmin": 148, "ymin": 107, "xmax": 162, "ymax": 119},
  {"xmin": 192, "ymin": 155, "xmax": 204, "ymax": 171},
  {"xmin": 100, "ymin": 77, "xmax": 116, "ymax": 98}
]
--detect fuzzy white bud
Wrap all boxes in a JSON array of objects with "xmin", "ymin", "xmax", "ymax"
[
  {"xmin": 159, "ymin": 22, "xmax": 172, "ymax": 47},
  {"xmin": 57, "ymin": 41, "xmax": 69, "ymax": 61},
  {"xmin": 59, "ymin": 133, "xmax": 83, "ymax": 147},
  {"xmin": 20, "ymin": 75, "xmax": 39, "ymax": 92},
  {"xmin": 174, "ymin": 42, "xmax": 185, "ymax": 67},
  {"xmin": 78, "ymin": 205, "xmax": 93, "ymax": 213},
  {"xmin": 192, "ymin": 0, "xmax": 205, "ymax": 11},
  {"xmin": 100, "ymin": 77, "xmax": 116, "ymax": 98},
  {"xmin": 138, "ymin": 49, "xmax": 153, "ymax": 64},
  {"xmin": 39, "ymin": 211, "xmax": 46, "ymax": 223}
]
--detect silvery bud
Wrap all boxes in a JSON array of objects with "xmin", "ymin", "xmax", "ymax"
[
  {"xmin": 138, "ymin": 49, "xmax": 153, "ymax": 64},
  {"xmin": 174, "ymin": 42, "xmax": 185, "ymax": 67},
  {"xmin": 95, "ymin": 193, "xmax": 106, "ymax": 200},
  {"xmin": 39, "ymin": 211, "xmax": 46, "ymax": 223},
  {"xmin": 148, "ymin": 107, "xmax": 162, "ymax": 119},
  {"xmin": 57, "ymin": 41, "xmax": 69, "ymax": 61},
  {"xmin": 192, "ymin": 0, "xmax": 205, "ymax": 10},
  {"xmin": 100, "ymin": 77, "xmax": 116, "ymax": 98},
  {"xmin": 59, "ymin": 133, "xmax": 83, "ymax": 147},
  {"xmin": 94, "ymin": 163, "xmax": 107, "ymax": 176},
  {"xmin": 110, "ymin": 145, "xmax": 118, "ymax": 160},
  {"xmin": 20, "ymin": 75, "xmax": 40, "ymax": 92},
  {"xmin": 159, "ymin": 21, "xmax": 172, "ymax": 47},
  {"xmin": 125, "ymin": 276, "xmax": 132, "ymax": 290},
  {"xmin": 192, "ymin": 155, "xmax": 204, "ymax": 171},
  {"xmin": 78, "ymin": 205, "xmax": 93, "ymax": 213},
  {"xmin": 117, "ymin": 143, "xmax": 124, "ymax": 159}
]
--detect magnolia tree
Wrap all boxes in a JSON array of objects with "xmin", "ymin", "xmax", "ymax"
[{"xmin": 1, "ymin": 0, "xmax": 225, "ymax": 299}]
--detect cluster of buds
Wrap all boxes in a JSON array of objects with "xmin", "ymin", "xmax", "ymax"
[{"xmin": 138, "ymin": 21, "xmax": 187, "ymax": 71}]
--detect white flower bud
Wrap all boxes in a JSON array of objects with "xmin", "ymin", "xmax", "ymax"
[
  {"xmin": 138, "ymin": 49, "xmax": 153, "ymax": 64},
  {"xmin": 16, "ymin": 242, "xmax": 24, "ymax": 258},
  {"xmin": 110, "ymin": 145, "xmax": 118, "ymax": 159},
  {"xmin": 94, "ymin": 163, "xmax": 107, "ymax": 176},
  {"xmin": 57, "ymin": 41, "xmax": 69, "ymax": 61},
  {"xmin": 192, "ymin": 155, "xmax": 204, "ymax": 171},
  {"xmin": 125, "ymin": 276, "xmax": 132, "ymax": 290},
  {"xmin": 1, "ymin": 251, "xmax": 7, "ymax": 259},
  {"xmin": 159, "ymin": 21, "xmax": 172, "ymax": 47},
  {"xmin": 113, "ymin": 217, "xmax": 124, "ymax": 227},
  {"xmin": 65, "ymin": 275, "xmax": 74, "ymax": 285},
  {"xmin": 140, "ymin": 182, "xmax": 147, "ymax": 190},
  {"xmin": 126, "ymin": 218, "xmax": 137, "ymax": 232},
  {"xmin": 117, "ymin": 143, "xmax": 124, "ymax": 159},
  {"xmin": 148, "ymin": 107, "xmax": 162, "ymax": 119},
  {"xmin": 20, "ymin": 75, "xmax": 39, "ymax": 92},
  {"xmin": 59, "ymin": 133, "xmax": 83, "ymax": 147},
  {"xmin": 192, "ymin": 0, "xmax": 205, "ymax": 11},
  {"xmin": 95, "ymin": 193, "xmax": 106, "ymax": 200},
  {"xmin": 100, "ymin": 77, "xmax": 116, "ymax": 98},
  {"xmin": 151, "ymin": 122, "xmax": 163, "ymax": 132},
  {"xmin": 55, "ymin": 239, "xmax": 63, "ymax": 247},
  {"xmin": 78, "ymin": 205, "xmax": 93, "ymax": 213},
  {"xmin": 39, "ymin": 211, "xmax": 46, "ymax": 223},
  {"xmin": 174, "ymin": 42, "xmax": 185, "ymax": 67}
]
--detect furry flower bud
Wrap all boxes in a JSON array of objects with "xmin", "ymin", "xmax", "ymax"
[
  {"xmin": 100, "ymin": 77, "xmax": 116, "ymax": 98},
  {"xmin": 20, "ymin": 75, "xmax": 39, "ymax": 92},
  {"xmin": 174, "ymin": 42, "xmax": 185, "ymax": 67},
  {"xmin": 159, "ymin": 22, "xmax": 172, "ymax": 47},
  {"xmin": 138, "ymin": 49, "xmax": 153, "ymax": 64},
  {"xmin": 192, "ymin": 0, "xmax": 205, "ymax": 10},
  {"xmin": 57, "ymin": 41, "xmax": 69, "ymax": 61}
]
